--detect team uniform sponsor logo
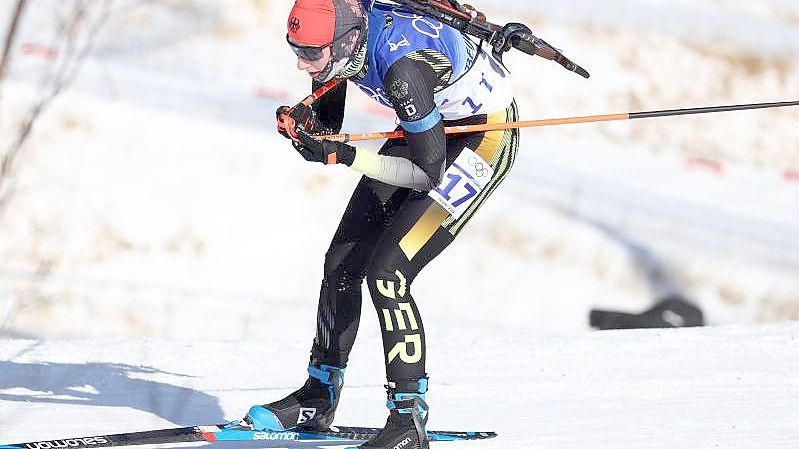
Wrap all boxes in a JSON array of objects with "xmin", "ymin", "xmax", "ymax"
[
  {"xmin": 388, "ymin": 35, "xmax": 410, "ymax": 52},
  {"xmin": 389, "ymin": 78, "xmax": 410, "ymax": 99}
]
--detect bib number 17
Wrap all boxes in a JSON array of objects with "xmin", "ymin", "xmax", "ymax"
[{"xmin": 429, "ymin": 147, "xmax": 494, "ymax": 219}]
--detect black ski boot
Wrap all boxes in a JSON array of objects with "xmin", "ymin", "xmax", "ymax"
[
  {"xmin": 360, "ymin": 376, "xmax": 429, "ymax": 449},
  {"xmin": 244, "ymin": 363, "xmax": 344, "ymax": 431}
]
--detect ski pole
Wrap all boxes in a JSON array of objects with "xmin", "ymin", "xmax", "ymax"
[
  {"xmin": 296, "ymin": 78, "xmax": 343, "ymax": 108},
  {"xmin": 278, "ymin": 78, "xmax": 344, "ymax": 136},
  {"xmin": 317, "ymin": 101, "xmax": 799, "ymax": 143}
]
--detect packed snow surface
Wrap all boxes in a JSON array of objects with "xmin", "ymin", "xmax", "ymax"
[
  {"xmin": 1, "ymin": 1, "xmax": 797, "ymax": 340},
  {"xmin": 0, "ymin": 323, "xmax": 797, "ymax": 449}
]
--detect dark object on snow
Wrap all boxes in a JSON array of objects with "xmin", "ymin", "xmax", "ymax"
[{"xmin": 590, "ymin": 297, "xmax": 704, "ymax": 330}]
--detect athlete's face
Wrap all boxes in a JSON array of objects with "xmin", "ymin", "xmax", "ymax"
[{"xmin": 291, "ymin": 42, "xmax": 332, "ymax": 80}]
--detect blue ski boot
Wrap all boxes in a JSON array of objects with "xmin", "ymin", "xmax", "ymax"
[
  {"xmin": 360, "ymin": 376, "xmax": 429, "ymax": 449},
  {"xmin": 244, "ymin": 363, "xmax": 344, "ymax": 431}
]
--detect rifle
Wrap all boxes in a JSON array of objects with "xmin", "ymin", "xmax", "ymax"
[{"xmin": 373, "ymin": 0, "xmax": 590, "ymax": 78}]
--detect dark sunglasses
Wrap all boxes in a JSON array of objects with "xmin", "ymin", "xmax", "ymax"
[
  {"xmin": 286, "ymin": 35, "xmax": 330, "ymax": 62},
  {"xmin": 286, "ymin": 27, "xmax": 360, "ymax": 62}
]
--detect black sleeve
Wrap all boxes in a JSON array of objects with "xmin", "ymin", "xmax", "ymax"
[
  {"xmin": 384, "ymin": 56, "xmax": 446, "ymax": 185},
  {"xmin": 312, "ymin": 79, "xmax": 347, "ymax": 133}
]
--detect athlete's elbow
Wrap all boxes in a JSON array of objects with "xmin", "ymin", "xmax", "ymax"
[
  {"xmin": 420, "ymin": 177, "xmax": 439, "ymax": 192},
  {"xmin": 421, "ymin": 163, "xmax": 445, "ymax": 191}
]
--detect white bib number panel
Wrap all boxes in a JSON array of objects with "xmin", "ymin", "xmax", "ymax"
[{"xmin": 429, "ymin": 147, "xmax": 493, "ymax": 219}]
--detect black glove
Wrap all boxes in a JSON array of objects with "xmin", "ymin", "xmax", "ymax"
[
  {"xmin": 295, "ymin": 128, "xmax": 356, "ymax": 166},
  {"xmin": 276, "ymin": 104, "xmax": 324, "ymax": 141},
  {"xmin": 276, "ymin": 106, "xmax": 293, "ymax": 139}
]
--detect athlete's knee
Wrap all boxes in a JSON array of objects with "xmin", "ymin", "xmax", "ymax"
[
  {"xmin": 323, "ymin": 265, "xmax": 363, "ymax": 296},
  {"xmin": 323, "ymin": 246, "xmax": 366, "ymax": 293}
]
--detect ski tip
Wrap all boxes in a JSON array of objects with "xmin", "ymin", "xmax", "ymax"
[
  {"xmin": 427, "ymin": 431, "xmax": 497, "ymax": 441},
  {"xmin": 463, "ymin": 431, "xmax": 497, "ymax": 440}
]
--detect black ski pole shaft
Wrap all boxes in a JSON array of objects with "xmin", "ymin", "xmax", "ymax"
[{"xmin": 629, "ymin": 101, "xmax": 799, "ymax": 119}]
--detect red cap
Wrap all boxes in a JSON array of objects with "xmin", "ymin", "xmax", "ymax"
[{"xmin": 288, "ymin": 0, "xmax": 337, "ymax": 46}]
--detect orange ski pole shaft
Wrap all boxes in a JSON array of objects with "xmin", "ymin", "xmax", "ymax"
[
  {"xmin": 319, "ymin": 101, "xmax": 799, "ymax": 143},
  {"xmin": 297, "ymin": 78, "xmax": 343, "ymax": 108}
]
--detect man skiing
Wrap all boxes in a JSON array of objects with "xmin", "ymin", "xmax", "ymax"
[{"xmin": 244, "ymin": 1, "xmax": 518, "ymax": 448}]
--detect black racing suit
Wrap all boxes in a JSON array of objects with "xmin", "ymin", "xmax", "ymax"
[{"xmin": 308, "ymin": 54, "xmax": 519, "ymax": 385}]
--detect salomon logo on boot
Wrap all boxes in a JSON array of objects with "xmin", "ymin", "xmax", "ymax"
[
  {"xmin": 245, "ymin": 364, "xmax": 344, "ymax": 431},
  {"xmin": 393, "ymin": 437, "xmax": 412, "ymax": 449},
  {"xmin": 297, "ymin": 407, "xmax": 317, "ymax": 424}
]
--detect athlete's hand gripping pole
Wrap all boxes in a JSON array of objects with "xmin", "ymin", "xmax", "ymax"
[
  {"xmin": 295, "ymin": 128, "xmax": 357, "ymax": 166},
  {"xmin": 276, "ymin": 78, "xmax": 344, "ymax": 140}
]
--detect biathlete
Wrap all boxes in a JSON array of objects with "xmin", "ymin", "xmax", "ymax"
[{"xmin": 244, "ymin": 1, "xmax": 519, "ymax": 448}]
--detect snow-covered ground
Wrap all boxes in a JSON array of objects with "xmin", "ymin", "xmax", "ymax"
[
  {"xmin": 1, "ymin": 0, "xmax": 797, "ymax": 339},
  {"xmin": 0, "ymin": 323, "xmax": 797, "ymax": 448},
  {"xmin": 0, "ymin": 1, "xmax": 798, "ymax": 447}
]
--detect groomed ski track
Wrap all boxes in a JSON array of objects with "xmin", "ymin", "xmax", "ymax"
[{"xmin": 1, "ymin": 323, "xmax": 797, "ymax": 449}]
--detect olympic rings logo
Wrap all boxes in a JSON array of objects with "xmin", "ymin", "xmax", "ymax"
[{"xmin": 469, "ymin": 156, "xmax": 491, "ymax": 178}]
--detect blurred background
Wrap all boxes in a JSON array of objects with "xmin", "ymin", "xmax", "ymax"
[{"xmin": 0, "ymin": 0, "xmax": 797, "ymax": 340}]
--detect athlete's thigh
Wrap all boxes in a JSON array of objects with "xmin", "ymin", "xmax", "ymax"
[
  {"xmin": 325, "ymin": 150, "xmax": 412, "ymax": 276},
  {"xmin": 367, "ymin": 189, "xmax": 453, "ymax": 281}
]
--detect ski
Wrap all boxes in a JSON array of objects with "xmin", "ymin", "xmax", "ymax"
[{"xmin": 0, "ymin": 423, "xmax": 496, "ymax": 448}]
